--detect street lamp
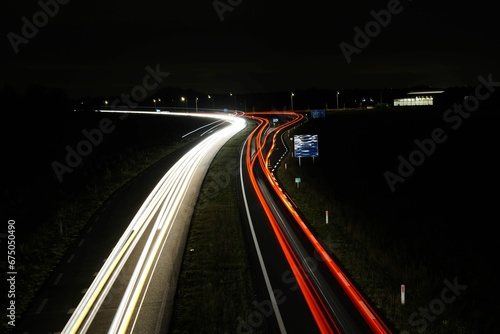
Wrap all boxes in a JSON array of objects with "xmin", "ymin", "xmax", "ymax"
[
  {"xmin": 336, "ymin": 91, "xmax": 340, "ymax": 109},
  {"xmin": 181, "ymin": 96, "xmax": 187, "ymax": 110},
  {"xmin": 153, "ymin": 99, "xmax": 157, "ymax": 109},
  {"xmin": 208, "ymin": 95, "xmax": 214, "ymax": 109},
  {"xmin": 230, "ymin": 92, "xmax": 236, "ymax": 110},
  {"xmin": 195, "ymin": 97, "xmax": 198, "ymax": 112},
  {"xmin": 291, "ymin": 92, "xmax": 294, "ymax": 111}
]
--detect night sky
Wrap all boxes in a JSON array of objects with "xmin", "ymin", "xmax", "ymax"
[{"xmin": 2, "ymin": 0, "xmax": 499, "ymax": 99}]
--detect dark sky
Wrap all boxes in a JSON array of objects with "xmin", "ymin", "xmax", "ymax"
[{"xmin": 2, "ymin": 0, "xmax": 499, "ymax": 99}]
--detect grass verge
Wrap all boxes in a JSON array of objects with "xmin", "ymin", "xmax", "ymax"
[
  {"xmin": 273, "ymin": 111, "xmax": 477, "ymax": 334},
  {"xmin": 168, "ymin": 122, "xmax": 265, "ymax": 333}
]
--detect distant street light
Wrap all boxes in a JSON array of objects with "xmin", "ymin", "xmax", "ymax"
[
  {"xmin": 230, "ymin": 92, "xmax": 236, "ymax": 110},
  {"xmin": 336, "ymin": 91, "xmax": 340, "ymax": 109},
  {"xmin": 291, "ymin": 92, "xmax": 294, "ymax": 111},
  {"xmin": 195, "ymin": 97, "xmax": 199, "ymax": 112},
  {"xmin": 153, "ymin": 99, "xmax": 157, "ymax": 109},
  {"xmin": 181, "ymin": 96, "xmax": 187, "ymax": 110},
  {"xmin": 208, "ymin": 95, "xmax": 214, "ymax": 109}
]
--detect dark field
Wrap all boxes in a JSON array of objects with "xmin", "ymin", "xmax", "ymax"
[
  {"xmin": 301, "ymin": 106, "xmax": 498, "ymax": 259},
  {"xmin": 280, "ymin": 105, "xmax": 500, "ymax": 333}
]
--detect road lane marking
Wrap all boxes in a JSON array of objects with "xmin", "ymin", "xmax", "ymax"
[
  {"xmin": 53, "ymin": 273, "xmax": 63, "ymax": 285},
  {"xmin": 35, "ymin": 298, "xmax": 48, "ymax": 314},
  {"xmin": 67, "ymin": 254, "xmax": 75, "ymax": 264}
]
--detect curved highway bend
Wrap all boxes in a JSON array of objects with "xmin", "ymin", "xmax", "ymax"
[
  {"xmin": 16, "ymin": 110, "xmax": 394, "ymax": 333},
  {"xmin": 61, "ymin": 111, "xmax": 246, "ymax": 334},
  {"xmin": 15, "ymin": 110, "xmax": 246, "ymax": 334},
  {"xmin": 240, "ymin": 111, "xmax": 394, "ymax": 333}
]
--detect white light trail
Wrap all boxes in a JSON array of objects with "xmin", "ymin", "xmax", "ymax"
[{"xmin": 61, "ymin": 111, "xmax": 246, "ymax": 334}]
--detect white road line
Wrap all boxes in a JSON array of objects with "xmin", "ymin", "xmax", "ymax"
[
  {"xmin": 53, "ymin": 273, "xmax": 63, "ymax": 285},
  {"xmin": 35, "ymin": 298, "xmax": 48, "ymax": 314},
  {"xmin": 239, "ymin": 137, "xmax": 287, "ymax": 334}
]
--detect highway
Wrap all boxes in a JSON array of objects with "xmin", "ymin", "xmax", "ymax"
[
  {"xmin": 62, "ymin": 111, "xmax": 246, "ymax": 334},
  {"xmin": 239, "ymin": 111, "xmax": 394, "ymax": 333},
  {"xmin": 15, "ymin": 110, "xmax": 246, "ymax": 334},
  {"xmin": 16, "ymin": 109, "xmax": 394, "ymax": 333}
]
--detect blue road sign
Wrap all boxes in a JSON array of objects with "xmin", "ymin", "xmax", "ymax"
[{"xmin": 293, "ymin": 134, "xmax": 319, "ymax": 157}]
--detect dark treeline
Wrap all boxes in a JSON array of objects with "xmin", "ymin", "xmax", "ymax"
[
  {"xmin": 3, "ymin": 82, "xmax": 490, "ymax": 115},
  {"xmin": 138, "ymin": 85, "xmax": 486, "ymax": 111}
]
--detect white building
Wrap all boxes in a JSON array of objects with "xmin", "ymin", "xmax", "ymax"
[{"xmin": 393, "ymin": 90, "xmax": 444, "ymax": 106}]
